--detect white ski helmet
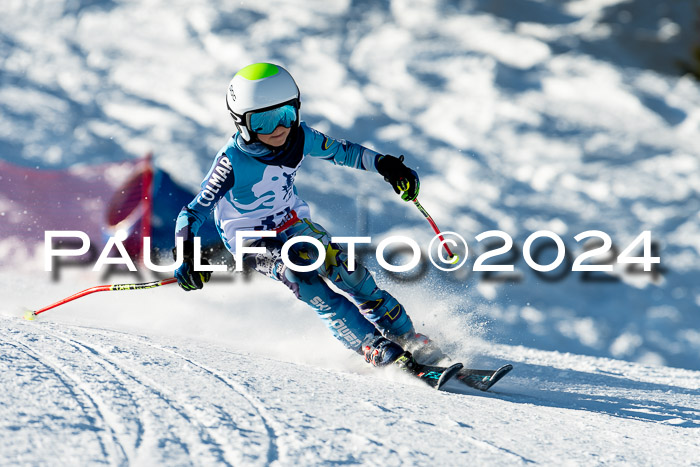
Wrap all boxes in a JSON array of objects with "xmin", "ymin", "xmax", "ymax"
[{"xmin": 226, "ymin": 62, "xmax": 300, "ymax": 143}]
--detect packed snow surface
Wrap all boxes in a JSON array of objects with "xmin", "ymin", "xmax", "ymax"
[
  {"xmin": 2, "ymin": 312, "xmax": 699, "ymax": 466},
  {"xmin": 2, "ymin": 0, "xmax": 700, "ymax": 464},
  {"xmin": 2, "ymin": 272, "xmax": 699, "ymax": 465}
]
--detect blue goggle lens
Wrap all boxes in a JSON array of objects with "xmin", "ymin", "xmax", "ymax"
[{"xmin": 249, "ymin": 105, "xmax": 297, "ymax": 135}]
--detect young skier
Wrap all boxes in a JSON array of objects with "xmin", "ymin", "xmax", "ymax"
[{"xmin": 174, "ymin": 62, "xmax": 446, "ymax": 369}]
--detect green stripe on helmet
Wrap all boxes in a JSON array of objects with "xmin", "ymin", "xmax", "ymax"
[{"xmin": 236, "ymin": 63, "xmax": 279, "ymax": 80}]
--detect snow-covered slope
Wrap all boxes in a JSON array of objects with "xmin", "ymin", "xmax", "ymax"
[
  {"xmin": 2, "ymin": 314, "xmax": 699, "ymax": 465},
  {"xmin": 2, "ymin": 0, "xmax": 700, "ymax": 464},
  {"xmin": 2, "ymin": 271, "xmax": 700, "ymax": 465}
]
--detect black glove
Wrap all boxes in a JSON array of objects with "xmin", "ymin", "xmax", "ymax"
[
  {"xmin": 375, "ymin": 154, "xmax": 420, "ymax": 201},
  {"xmin": 173, "ymin": 240, "xmax": 212, "ymax": 291}
]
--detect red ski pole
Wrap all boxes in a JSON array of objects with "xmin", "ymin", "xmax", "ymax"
[
  {"xmin": 411, "ymin": 198, "xmax": 460, "ymax": 264},
  {"xmin": 24, "ymin": 277, "xmax": 178, "ymax": 321}
]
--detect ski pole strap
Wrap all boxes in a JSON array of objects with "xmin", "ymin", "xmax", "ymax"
[{"xmin": 29, "ymin": 278, "xmax": 177, "ymax": 318}]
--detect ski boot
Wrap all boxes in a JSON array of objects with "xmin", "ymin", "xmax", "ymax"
[
  {"xmin": 395, "ymin": 331, "xmax": 450, "ymax": 365},
  {"xmin": 362, "ymin": 335, "xmax": 462, "ymax": 389},
  {"xmin": 362, "ymin": 335, "xmax": 405, "ymax": 367},
  {"xmin": 361, "ymin": 335, "xmax": 418, "ymax": 373}
]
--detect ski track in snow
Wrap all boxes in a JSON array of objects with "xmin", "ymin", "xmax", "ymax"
[
  {"xmin": 2, "ymin": 315, "xmax": 699, "ymax": 466},
  {"xmin": 2, "ymin": 329, "xmax": 126, "ymax": 464},
  {"xmin": 80, "ymin": 326, "xmax": 285, "ymax": 465},
  {"xmin": 1, "ymin": 318, "xmax": 281, "ymax": 466}
]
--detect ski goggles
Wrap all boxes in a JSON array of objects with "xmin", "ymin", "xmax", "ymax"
[{"xmin": 248, "ymin": 104, "xmax": 298, "ymax": 135}]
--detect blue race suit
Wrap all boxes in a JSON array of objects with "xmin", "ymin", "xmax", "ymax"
[{"xmin": 175, "ymin": 122, "xmax": 414, "ymax": 352}]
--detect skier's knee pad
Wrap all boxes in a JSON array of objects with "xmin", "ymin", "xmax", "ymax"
[{"xmin": 281, "ymin": 242, "xmax": 320, "ymax": 284}]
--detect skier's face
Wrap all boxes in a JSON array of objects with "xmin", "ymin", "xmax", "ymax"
[{"xmin": 257, "ymin": 125, "xmax": 291, "ymax": 147}]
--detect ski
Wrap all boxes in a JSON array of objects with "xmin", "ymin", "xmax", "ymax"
[
  {"xmin": 396, "ymin": 354, "xmax": 464, "ymax": 390},
  {"xmin": 453, "ymin": 364, "xmax": 513, "ymax": 391}
]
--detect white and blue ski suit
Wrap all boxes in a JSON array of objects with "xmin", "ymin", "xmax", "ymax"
[{"xmin": 175, "ymin": 122, "xmax": 415, "ymax": 353}]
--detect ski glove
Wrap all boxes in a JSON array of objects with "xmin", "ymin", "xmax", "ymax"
[
  {"xmin": 375, "ymin": 154, "xmax": 420, "ymax": 201},
  {"xmin": 173, "ymin": 240, "xmax": 211, "ymax": 291}
]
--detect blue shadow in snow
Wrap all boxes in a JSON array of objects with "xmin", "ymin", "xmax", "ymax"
[{"xmin": 444, "ymin": 361, "xmax": 700, "ymax": 429}]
